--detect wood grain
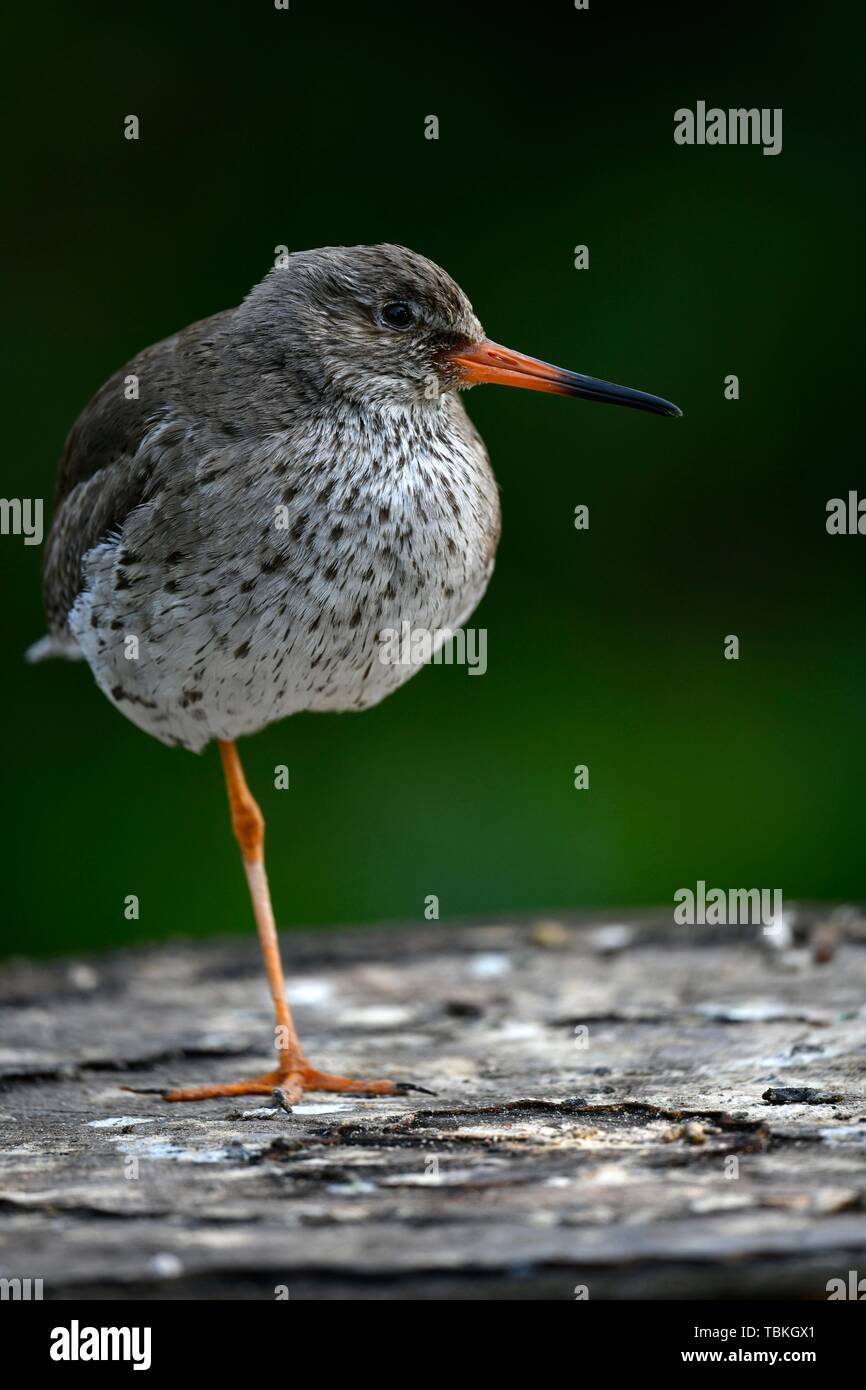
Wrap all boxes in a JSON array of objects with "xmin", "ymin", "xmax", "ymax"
[{"xmin": 1, "ymin": 908, "xmax": 864, "ymax": 1300}]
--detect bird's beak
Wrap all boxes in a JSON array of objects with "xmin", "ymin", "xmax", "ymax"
[{"xmin": 447, "ymin": 339, "xmax": 682, "ymax": 418}]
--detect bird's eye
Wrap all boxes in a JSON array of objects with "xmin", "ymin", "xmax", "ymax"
[{"xmin": 381, "ymin": 301, "xmax": 415, "ymax": 330}]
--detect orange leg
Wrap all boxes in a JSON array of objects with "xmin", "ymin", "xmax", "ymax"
[{"xmin": 164, "ymin": 740, "xmax": 397, "ymax": 1103}]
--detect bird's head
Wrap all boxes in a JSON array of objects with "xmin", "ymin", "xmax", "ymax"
[{"xmin": 236, "ymin": 243, "xmax": 681, "ymax": 418}]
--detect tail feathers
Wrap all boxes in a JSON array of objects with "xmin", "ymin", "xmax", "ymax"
[{"xmin": 25, "ymin": 633, "xmax": 83, "ymax": 663}]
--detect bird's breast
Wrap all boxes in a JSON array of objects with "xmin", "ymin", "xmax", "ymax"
[
  {"xmin": 73, "ymin": 398, "xmax": 501, "ymax": 749},
  {"xmin": 239, "ymin": 402, "xmax": 502, "ymax": 707}
]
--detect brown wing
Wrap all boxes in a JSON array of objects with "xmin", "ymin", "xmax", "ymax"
[
  {"xmin": 42, "ymin": 451, "xmax": 161, "ymax": 634},
  {"xmin": 42, "ymin": 311, "xmax": 230, "ymax": 634}
]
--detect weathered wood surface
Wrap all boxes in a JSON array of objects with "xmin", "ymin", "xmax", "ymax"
[{"xmin": 1, "ymin": 909, "xmax": 865, "ymax": 1300}]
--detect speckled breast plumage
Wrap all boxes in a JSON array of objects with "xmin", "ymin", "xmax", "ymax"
[{"xmin": 70, "ymin": 394, "xmax": 500, "ymax": 752}]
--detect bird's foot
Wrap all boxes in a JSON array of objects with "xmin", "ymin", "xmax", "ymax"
[{"xmin": 163, "ymin": 1060, "xmax": 402, "ymax": 1104}]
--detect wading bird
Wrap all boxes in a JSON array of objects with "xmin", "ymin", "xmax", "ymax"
[{"xmin": 31, "ymin": 245, "xmax": 680, "ymax": 1102}]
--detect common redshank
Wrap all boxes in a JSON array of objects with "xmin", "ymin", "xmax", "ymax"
[{"xmin": 30, "ymin": 244, "xmax": 681, "ymax": 1103}]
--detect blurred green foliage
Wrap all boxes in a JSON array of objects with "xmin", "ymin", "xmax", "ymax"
[{"xmin": 3, "ymin": 2, "xmax": 864, "ymax": 956}]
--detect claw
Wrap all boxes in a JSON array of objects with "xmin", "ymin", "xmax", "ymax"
[{"xmin": 272, "ymin": 1079, "xmax": 303, "ymax": 1111}]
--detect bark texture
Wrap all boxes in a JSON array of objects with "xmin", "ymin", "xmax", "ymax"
[{"xmin": 1, "ymin": 908, "xmax": 864, "ymax": 1300}]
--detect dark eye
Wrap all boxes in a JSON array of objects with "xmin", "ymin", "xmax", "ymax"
[{"xmin": 381, "ymin": 301, "xmax": 415, "ymax": 330}]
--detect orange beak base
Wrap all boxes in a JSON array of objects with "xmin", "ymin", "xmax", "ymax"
[{"xmin": 447, "ymin": 339, "xmax": 681, "ymax": 418}]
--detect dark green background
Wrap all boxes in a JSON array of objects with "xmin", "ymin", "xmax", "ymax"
[{"xmin": 3, "ymin": 2, "xmax": 864, "ymax": 956}]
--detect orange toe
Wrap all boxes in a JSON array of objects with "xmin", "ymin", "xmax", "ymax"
[{"xmin": 164, "ymin": 1063, "xmax": 398, "ymax": 1103}]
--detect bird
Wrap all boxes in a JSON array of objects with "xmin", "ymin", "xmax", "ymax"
[{"xmin": 30, "ymin": 244, "xmax": 681, "ymax": 1105}]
